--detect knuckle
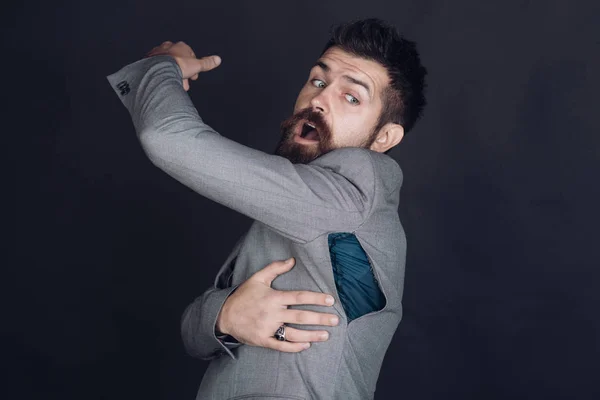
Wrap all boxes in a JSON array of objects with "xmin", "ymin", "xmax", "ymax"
[
  {"xmin": 290, "ymin": 328, "xmax": 306, "ymax": 342},
  {"xmin": 294, "ymin": 311, "xmax": 307, "ymax": 324},
  {"xmin": 294, "ymin": 291, "xmax": 307, "ymax": 304},
  {"xmin": 269, "ymin": 291, "xmax": 283, "ymax": 304},
  {"xmin": 283, "ymin": 329, "xmax": 295, "ymax": 342}
]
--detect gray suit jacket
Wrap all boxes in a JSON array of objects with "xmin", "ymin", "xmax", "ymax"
[{"xmin": 107, "ymin": 55, "xmax": 407, "ymax": 400}]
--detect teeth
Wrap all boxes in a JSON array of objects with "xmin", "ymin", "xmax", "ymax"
[{"xmin": 306, "ymin": 122, "xmax": 315, "ymax": 128}]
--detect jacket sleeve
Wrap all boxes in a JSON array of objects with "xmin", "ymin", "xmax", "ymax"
[
  {"xmin": 180, "ymin": 235, "xmax": 246, "ymax": 360},
  {"xmin": 106, "ymin": 55, "xmax": 382, "ymax": 244}
]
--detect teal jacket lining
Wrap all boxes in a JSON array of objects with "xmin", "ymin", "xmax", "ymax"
[{"xmin": 328, "ymin": 232, "xmax": 386, "ymax": 323}]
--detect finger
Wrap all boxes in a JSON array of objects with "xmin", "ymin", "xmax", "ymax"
[
  {"xmin": 284, "ymin": 309, "xmax": 340, "ymax": 327},
  {"xmin": 191, "ymin": 73, "xmax": 199, "ymax": 81},
  {"xmin": 253, "ymin": 258, "xmax": 295, "ymax": 286},
  {"xmin": 266, "ymin": 338, "xmax": 311, "ymax": 353},
  {"xmin": 195, "ymin": 55, "xmax": 222, "ymax": 72},
  {"xmin": 145, "ymin": 47, "xmax": 159, "ymax": 58},
  {"xmin": 183, "ymin": 78, "xmax": 190, "ymax": 91},
  {"xmin": 279, "ymin": 290, "xmax": 335, "ymax": 307},
  {"xmin": 280, "ymin": 326, "xmax": 329, "ymax": 343},
  {"xmin": 161, "ymin": 41, "xmax": 172, "ymax": 47}
]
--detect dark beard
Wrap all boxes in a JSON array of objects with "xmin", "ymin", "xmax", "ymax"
[
  {"xmin": 272, "ymin": 107, "xmax": 333, "ymax": 164},
  {"xmin": 273, "ymin": 107, "xmax": 379, "ymax": 164}
]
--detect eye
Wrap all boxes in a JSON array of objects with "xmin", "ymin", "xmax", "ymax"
[
  {"xmin": 345, "ymin": 94, "xmax": 360, "ymax": 105},
  {"xmin": 311, "ymin": 79, "xmax": 326, "ymax": 88}
]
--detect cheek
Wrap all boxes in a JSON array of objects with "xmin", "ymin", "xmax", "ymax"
[{"xmin": 331, "ymin": 113, "xmax": 370, "ymax": 146}]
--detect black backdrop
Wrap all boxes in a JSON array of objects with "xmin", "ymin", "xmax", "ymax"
[{"xmin": 6, "ymin": 1, "xmax": 600, "ymax": 399}]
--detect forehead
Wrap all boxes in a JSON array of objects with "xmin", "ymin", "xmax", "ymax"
[{"xmin": 316, "ymin": 47, "xmax": 390, "ymax": 95}]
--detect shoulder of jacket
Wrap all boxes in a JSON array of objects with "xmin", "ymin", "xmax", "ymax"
[{"xmin": 311, "ymin": 148, "xmax": 402, "ymax": 190}]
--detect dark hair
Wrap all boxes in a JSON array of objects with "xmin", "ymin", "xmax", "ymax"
[{"xmin": 321, "ymin": 18, "xmax": 427, "ymax": 141}]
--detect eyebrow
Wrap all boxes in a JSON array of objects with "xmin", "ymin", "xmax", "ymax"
[{"xmin": 315, "ymin": 61, "xmax": 372, "ymax": 97}]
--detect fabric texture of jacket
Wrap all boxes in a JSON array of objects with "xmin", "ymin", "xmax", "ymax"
[{"xmin": 106, "ymin": 55, "xmax": 407, "ymax": 400}]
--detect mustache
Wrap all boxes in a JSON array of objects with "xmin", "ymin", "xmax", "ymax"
[{"xmin": 280, "ymin": 108, "xmax": 329, "ymax": 137}]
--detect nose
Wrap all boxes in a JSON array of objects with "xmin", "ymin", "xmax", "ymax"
[{"xmin": 309, "ymin": 89, "xmax": 329, "ymax": 114}]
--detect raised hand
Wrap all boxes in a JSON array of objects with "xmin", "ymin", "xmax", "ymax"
[{"xmin": 145, "ymin": 40, "xmax": 221, "ymax": 91}]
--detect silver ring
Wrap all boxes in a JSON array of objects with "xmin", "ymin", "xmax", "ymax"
[{"xmin": 274, "ymin": 324, "xmax": 286, "ymax": 341}]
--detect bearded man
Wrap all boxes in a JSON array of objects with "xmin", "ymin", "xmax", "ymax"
[{"xmin": 107, "ymin": 18, "xmax": 427, "ymax": 400}]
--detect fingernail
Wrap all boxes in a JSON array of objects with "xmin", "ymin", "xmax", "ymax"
[
  {"xmin": 319, "ymin": 332, "xmax": 329, "ymax": 340},
  {"xmin": 286, "ymin": 257, "xmax": 295, "ymax": 264},
  {"xmin": 303, "ymin": 343, "xmax": 311, "ymax": 349},
  {"xmin": 330, "ymin": 317, "xmax": 339, "ymax": 325},
  {"xmin": 213, "ymin": 55, "xmax": 222, "ymax": 65},
  {"xmin": 325, "ymin": 296, "xmax": 334, "ymax": 305}
]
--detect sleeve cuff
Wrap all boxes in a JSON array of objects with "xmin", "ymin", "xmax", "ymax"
[
  {"xmin": 181, "ymin": 284, "xmax": 242, "ymax": 360},
  {"xmin": 207, "ymin": 284, "xmax": 242, "ymax": 359}
]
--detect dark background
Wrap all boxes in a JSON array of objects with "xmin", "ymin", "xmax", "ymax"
[{"xmin": 6, "ymin": 0, "xmax": 600, "ymax": 399}]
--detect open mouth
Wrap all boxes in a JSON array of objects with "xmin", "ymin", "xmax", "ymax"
[{"xmin": 298, "ymin": 121, "xmax": 320, "ymax": 141}]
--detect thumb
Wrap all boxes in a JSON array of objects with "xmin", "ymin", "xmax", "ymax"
[
  {"xmin": 195, "ymin": 55, "xmax": 222, "ymax": 72},
  {"xmin": 253, "ymin": 258, "xmax": 295, "ymax": 286}
]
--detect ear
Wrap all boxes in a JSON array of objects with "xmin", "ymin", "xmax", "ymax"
[{"xmin": 369, "ymin": 123, "xmax": 404, "ymax": 153}]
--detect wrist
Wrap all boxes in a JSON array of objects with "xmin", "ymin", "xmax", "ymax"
[{"xmin": 215, "ymin": 301, "xmax": 231, "ymax": 336}]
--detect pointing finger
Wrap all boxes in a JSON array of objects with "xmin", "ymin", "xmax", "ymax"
[{"xmin": 196, "ymin": 55, "xmax": 222, "ymax": 72}]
